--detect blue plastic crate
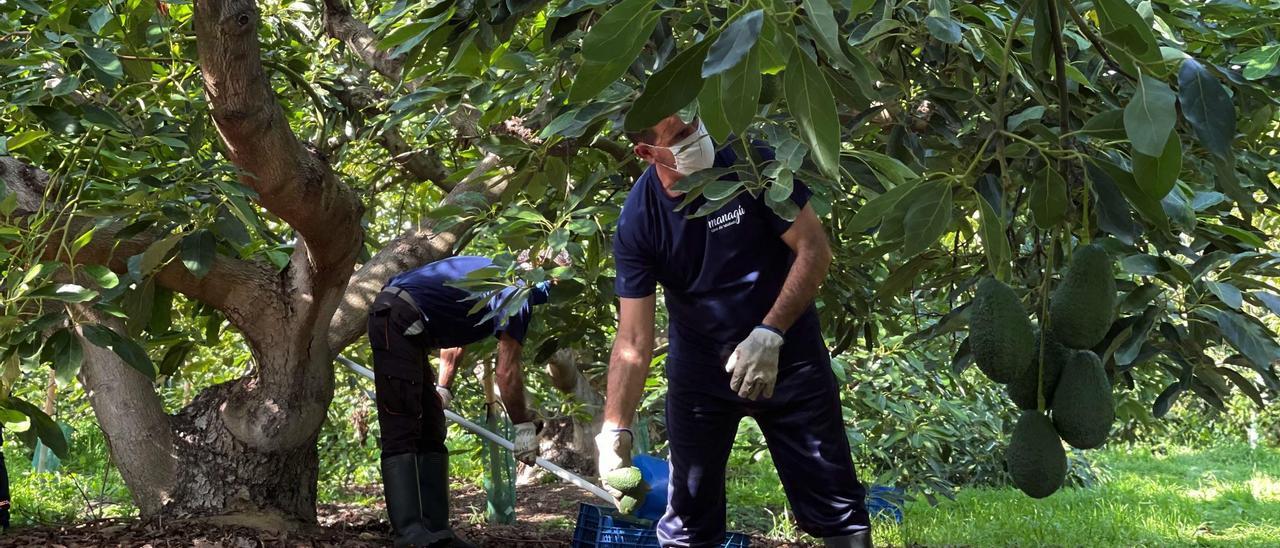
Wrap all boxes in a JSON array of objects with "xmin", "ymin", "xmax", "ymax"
[
  {"xmin": 572, "ymin": 503, "xmax": 750, "ymax": 547},
  {"xmin": 866, "ymin": 485, "xmax": 905, "ymax": 523}
]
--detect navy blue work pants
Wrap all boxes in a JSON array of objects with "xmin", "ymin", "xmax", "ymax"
[{"xmin": 657, "ymin": 354, "xmax": 870, "ymax": 547}]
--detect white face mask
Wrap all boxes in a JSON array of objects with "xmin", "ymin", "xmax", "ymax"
[{"xmin": 650, "ymin": 120, "xmax": 715, "ymax": 175}]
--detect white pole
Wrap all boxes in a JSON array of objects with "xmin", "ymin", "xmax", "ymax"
[{"xmin": 336, "ymin": 355, "xmax": 617, "ymax": 506}]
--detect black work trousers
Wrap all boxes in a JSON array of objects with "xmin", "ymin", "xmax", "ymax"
[{"xmin": 367, "ymin": 291, "xmax": 446, "ymax": 457}]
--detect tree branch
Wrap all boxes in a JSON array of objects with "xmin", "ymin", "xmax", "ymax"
[
  {"xmin": 71, "ymin": 304, "xmax": 178, "ymax": 517},
  {"xmin": 321, "ymin": 0, "xmax": 405, "ymax": 82},
  {"xmin": 2, "ymin": 156, "xmax": 285, "ymax": 330},
  {"xmin": 1065, "ymin": 2, "xmax": 1138, "ymax": 82},
  {"xmin": 194, "ymin": 0, "xmax": 363, "ymax": 279},
  {"xmin": 331, "ymin": 85, "xmax": 452, "ymax": 190},
  {"xmin": 328, "ymin": 153, "xmax": 508, "ymax": 351}
]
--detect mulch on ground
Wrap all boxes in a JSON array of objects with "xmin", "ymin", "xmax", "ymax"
[{"xmin": 0, "ymin": 482, "xmax": 815, "ymax": 547}]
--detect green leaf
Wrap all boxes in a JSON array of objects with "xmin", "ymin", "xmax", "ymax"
[
  {"xmin": 852, "ymin": 150, "xmax": 918, "ymax": 186},
  {"xmin": 1254, "ymin": 293, "xmax": 1280, "ymax": 318},
  {"xmin": 1152, "ymin": 382, "xmax": 1182, "ymax": 419},
  {"xmin": 82, "ymin": 104, "xmax": 130, "ymax": 133},
  {"xmin": 784, "ymin": 47, "xmax": 841, "ymax": 181},
  {"xmin": 1218, "ymin": 367, "xmax": 1266, "ymax": 409},
  {"xmin": 624, "ymin": 34, "xmax": 716, "ymax": 131},
  {"xmin": 698, "ymin": 74, "xmax": 732, "ymax": 142},
  {"xmin": 137, "ymin": 232, "xmax": 183, "ymax": 277},
  {"xmin": 378, "ymin": 22, "xmax": 431, "ymax": 50},
  {"xmin": 977, "ymin": 190, "xmax": 1010, "ymax": 280},
  {"xmin": 1204, "ymin": 280, "xmax": 1243, "ymax": 310},
  {"xmin": 89, "ymin": 5, "xmax": 114, "ymax": 34},
  {"xmin": 25, "ymin": 284, "xmax": 98, "ymax": 303},
  {"xmin": 80, "ymin": 44, "xmax": 124, "ymax": 81},
  {"xmin": 848, "ymin": 179, "xmax": 923, "ymax": 232},
  {"xmin": 80, "ymin": 324, "xmax": 157, "ymax": 379},
  {"xmin": 1230, "ymin": 45, "xmax": 1280, "ymax": 80},
  {"xmin": 159, "ymin": 341, "xmax": 193, "ymax": 377},
  {"xmin": 756, "ymin": 15, "xmax": 793, "ymax": 74},
  {"xmin": 1094, "ymin": 0, "xmax": 1160, "ymax": 64},
  {"xmin": 1007, "ymin": 106, "xmax": 1046, "ymax": 131},
  {"xmin": 182, "ymin": 229, "xmax": 216, "ymax": 279},
  {"xmin": 767, "ymin": 168, "xmax": 795, "ymax": 202},
  {"xmin": 803, "ymin": 0, "xmax": 851, "ymax": 67},
  {"xmin": 47, "ymin": 328, "xmax": 84, "ymax": 386},
  {"xmin": 899, "ymin": 181, "xmax": 952, "ymax": 257},
  {"xmin": 0, "ymin": 409, "xmax": 29, "ymax": 432},
  {"xmin": 703, "ymin": 179, "xmax": 742, "ymax": 201},
  {"xmin": 1206, "ymin": 222, "xmax": 1266, "ymax": 249},
  {"xmin": 6, "ymin": 130, "xmax": 49, "ymax": 152},
  {"xmin": 1132, "ymin": 132, "xmax": 1180, "ymax": 199},
  {"xmin": 1029, "ymin": 166, "xmax": 1068, "ymax": 228},
  {"xmin": 925, "ymin": 0, "xmax": 963, "ymax": 44},
  {"xmin": 1161, "ymin": 188, "xmax": 1196, "ymax": 233},
  {"xmin": 702, "ymin": 10, "xmax": 764, "ymax": 77},
  {"xmin": 82, "ymin": 264, "xmax": 119, "ymax": 289},
  {"xmin": 1031, "ymin": 0, "xmax": 1054, "ymax": 73},
  {"xmin": 720, "ymin": 47, "xmax": 761, "ymax": 136},
  {"xmin": 1087, "ymin": 164, "xmax": 1141, "ymax": 244},
  {"xmin": 1124, "ymin": 75, "xmax": 1177, "ymax": 157},
  {"xmin": 875, "ymin": 252, "xmax": 939, "ymax": 301},
  {"xmin": 1121, "ymin": 284, "xmax": 1163, "ymax": 312},
  {"xmin": 3, "ymin": 397, "xmax": 68, "ymax": 459},
  {"xmin": 849, "ymin": 19, "xmax": 902, "ymax": 47},
  {"xmin": 1205, "ymin": 309, "xmax": 1280, "ymax": 371},
  {"xmin": 569, "ymin": 0, "xmax": 660, "ymax": 102},
  {"xmin": 1096, "ymin": 159, "xmax": 1168, "ymax": 231},
  {"xmin": 1177, "ymin": 59, "xmax": 1235, "ymax": 159},
  {"xmin": 850, "ymin": 0, "xmax": 877, "ymax": 14},
  {"xmin": 550, "ymin": 0, "xmax": 611, "ymax": 17}
]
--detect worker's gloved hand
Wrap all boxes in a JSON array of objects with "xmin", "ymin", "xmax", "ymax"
[
  {"xmin": 595, "ymin": 424, "xmax": 643, "ymax": 512},
  {"xmin": 725, "ymin": 326, "xmax": 784, "ymax": 400},
  {"xmin": 512, "ymin": 422, "xmax": 539, "ymax": 465},
  {"xmin": 435, "ymin": 386, "xmax": 452, "ymax": 409}
]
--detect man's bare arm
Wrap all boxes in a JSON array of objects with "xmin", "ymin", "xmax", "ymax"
[
  {"xmin": 603, "ymin": 295, "xmax": 657, "ymax": 428},
  {"xmin": 495, "ymin": 334, "xmax": 533, "ymax": 424},
  {"xmin": 762, "ymin": 204, "xmax": 832, "ymax": 332},
  {"xmin": 437, "ymin": 346, "xmax": 465, "ymax": 389}
]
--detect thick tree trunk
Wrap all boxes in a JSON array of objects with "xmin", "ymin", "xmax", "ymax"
[
  {"xmin": 73, "ymin": 307, "xmax": 178, "ymax": 516},
  {"xmin": 523, "ymin": 349, "xmax": 603, "ymax": 481},
  {"xmin": 165, "ymin": 381, "xmax": 320, "ymax": 525}
]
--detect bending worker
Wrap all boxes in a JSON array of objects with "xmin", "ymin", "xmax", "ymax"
[
  {"xmin": 596, "ymin": 115, "xmax": 873, "ymax": 547},
  {"xmin": 367, "ymin": 255, "xmax": 550, "ymax": 547}
]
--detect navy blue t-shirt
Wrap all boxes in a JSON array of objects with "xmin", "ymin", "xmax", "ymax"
[
  {"xmin": 387, "ymin": 256, "xmax": 550, "ymax": 348},
  {"xmin": 613, "ymin": 143, "xmax": 826, "ymax": 372}
]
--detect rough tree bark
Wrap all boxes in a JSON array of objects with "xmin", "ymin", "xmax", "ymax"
[
  {"xmin": 1, "ymin": 0, "xmax": 570, "ymax": 525},
  {"xmin": 528, "ymin": 349, "xmax": 605, "ymax": 479},
  {"xmin": 1, "ymin": 0, "xmax": 514, "ymax": 525},
  {"xmin": 72, "ymin": 306, "xmax": 178, "ymax": 516}
]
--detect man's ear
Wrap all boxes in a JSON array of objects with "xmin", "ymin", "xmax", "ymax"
[{"xmin": 633, "ymin": 143, "xmax": 655, "ymax": 164}]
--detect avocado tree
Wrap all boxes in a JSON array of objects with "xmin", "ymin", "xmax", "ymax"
[{"xmin": 2, "ymin": 0, "xmax": 1279, "ymax": 524}]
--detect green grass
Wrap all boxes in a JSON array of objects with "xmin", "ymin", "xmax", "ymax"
[
  {"xmin": 10, "ymin": 415, "xmax": 1279, "ymax": 548},
  {"xmin": 728, "ymin": 444, "xmax": 1280, "ymax": 546}
]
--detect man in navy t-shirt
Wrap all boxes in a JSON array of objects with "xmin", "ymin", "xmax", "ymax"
[
  {"xmin": 367, "ymin": 255, "xmax": 550, "ymax": 547},
  {"xmin": 595, "ymin": 115, "xmax": 871, "ymax": 548}
]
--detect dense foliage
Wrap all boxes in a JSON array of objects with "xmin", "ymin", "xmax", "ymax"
[{"xmin": 1, "ymin": 0, "xmax": 1278, "ymax": 517}]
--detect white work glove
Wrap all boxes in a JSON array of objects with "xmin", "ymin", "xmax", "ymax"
[
  {"xmin": 594, "ymin": 424, "xmax": 634, "ymax": 501},
  {"xmin": 435, "ymin": 386, "xmax": 452, "ymax": 409},
  {"xmin": 512, "ymin": 422, "xmax": 539, "ymax": 465},
  {"xmin": 725, "ymin": 326, "xmax": 784, "ymax": 400}
]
